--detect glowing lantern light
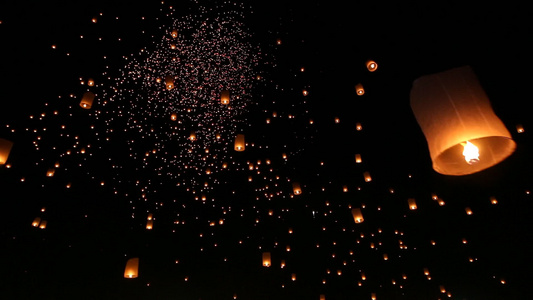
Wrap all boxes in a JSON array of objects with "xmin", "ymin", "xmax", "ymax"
[
  {"xmin": 220, "ymin": 90, "xmax": 230, "ymax": 105},
  {"xmin": 234, "ymin": 134, "xmax": 245, "ymax": 151},
  {"xmin": 462, "ymin": 141, "xmax": 479, "ymax": 164},
  {"xmin": 32, "ymin": 217, "xmax": 41, "ymax": 227},
  {"xmin": 366, "ymin": 60, "xmax": 378, "ymax": 72},
  {"xmin": 165, "ymin": 75, "xmax": 174, "ymax": 90},
  {"xmin": 355, "ymin": 154, "xmax": 362, "ymax": 163},
  {"xmin": 351, "ymin": 208, "xmax": 364, "ymax": 223},
  {"xmin": 0, "ymin": 138, "xmax": 14, "ymax": 165},
  {"xmin": 516, "ymin": 124, "xmax": 524, "ymax": 133},
  {"xmin": 147, "ymin": 213, "xmax": 153, "ymax": 221},
  {"xmin": 320, "ymin": 294, "xmax": 326, "ymax": 300},
  {"xmin": 170, "ymin": 113, "xmax": 177, "ymax": 121},
  {"xmin": 46, "ymin": 168, "xmax": 55, "ymax": 177},
  {"xmin": 410, "ymin": 65, "xmax": 516, "ymax": 175},
  {"xmin": 87, "ymin": 78, "xmax": 95, "ymax": 86},
  {"xmin": 292, "ymin": 182, "xmax": 302, "ymax": 195},
  {"xmin": 171, "ymin": 29, "xmax": 178, "ymax": 38},
  {"xmin": 291, "ymin": 273, "xmax": 296, "ymax": 281},
  {"xmin": 355, "ymin": 83, "xmax": 365, "ymax": 95},
  {"xmin": 408, "ymin": 198, "xmax": 417, "ymax": 210},
  {"xmin": 262, "ymin": 252, "xmax": 271, "ymax": 267},
  {"xmin": 79, "ymin": 91, "xmax": 95, "ymax": 109},
  {"xmin": 124, "ymin": 257, "xmax": 139, "ymax": 278}
]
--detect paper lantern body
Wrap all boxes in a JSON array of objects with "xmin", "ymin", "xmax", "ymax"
[
  {"xmin": 262, "ymin": 252, "xmax": 271, "ymax": 267},
  {"xmin": 351, "ymin": 208, "xmax": 364, "ymax": 223},
  {"xmin": 124, "ymin": 258, "xmax": 139, "ymax": 278},
  {"xmin": 220, "ymin": 90, "xmax": 230, "ymax": 105},
  {"xmin": 410, "ymin": 65, "xmax": 515, "ymax": 176},
  {"xmin": 234, "ymin": 134, "xmax": 245, "ymax": 151},
  {"xmin": 0, "ymin": 138, "xmax": 14, "ymax": 164},
  {"xmin": 79, "ymin": 91, "xmax": 95, "ymax": 109}
]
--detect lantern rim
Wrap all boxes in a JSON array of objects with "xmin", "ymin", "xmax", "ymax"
[{"xmin": 433, "ymin": 136, "xmax": 516, "ymax": 175}]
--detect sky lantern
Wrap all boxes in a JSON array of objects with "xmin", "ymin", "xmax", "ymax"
[
  {"xmin": 234, "ymin": 134, "xmax": 245, "ymax": 151},
  {"xmin": 124, "ymin": 257, "xmax": 139, "ymax": 278},
  {"xmin": 189, "ymin": 131, "xmax": 197, "ymax": 141},
  {"xmin": 87, "ymin": 78, "xmax": 95, "ymax": 86},
  {"xmin": 146, "ymin": 219, "xmax": 153, "ymax": 230},
  {"xmin": 171, "ymin": 29, "xmax": 178, "ymax": 38},
  {"xmin": 32, "ymin": 217, "xmax": 41, "ymax": 227},
  {"xmin": 170, "ymin": 113, "xmax": 177, "ymax": 121},
  {"xmin": 79, "ymin": 91, "xmax": 95, "ymax": 109},
  {"xmin": 46, "ymin": 168, "xmax": 55, "ymax": 177},
  {"xmin": 355, "ymin": 154, "xmax": 362, "ymax": 163},
  {"xmin": 410, "ymin": 65, "xmax": 516, "ymax": 175},
  {"xmin": 363, "ymin": 172, "xmax": 372, "ymax": 182},
  {"xmin": 262, "ymin": 252, "xmax": 271, "ymax": 267},
  {"xmin": 351, "ymin": 208, "xmax": 364, "ymax": 223},
  {"xmin": 39, "ymin": 220, "xmax": 47, "ymax": 229},
  {"xmin": 165, "ymin": 75, "xmax": 174, "ymax": 90},
  {"xmin": 0, "ymin": 138, "xmax": 13, "ymax": 165},
  {"xmin": 220, "ymin": 90, "xmax": 230, "ymax": 105},
  {"xmin": 408, "ymin": 198, "xmax": 417, "ymax": 210},
  {"xmin": 366, "ymin": 60, "xmax": 378, "ymax": 72},
  {"xmin": 355, "ymin": 83, "xmax": 365, "ymax": 95},
  {"xmin": 292, "ymin": 182, "xmax": 302, "ymax": 195}
]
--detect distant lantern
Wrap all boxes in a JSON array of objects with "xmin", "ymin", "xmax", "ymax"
[
  {"xmin": 351, "ymin": 208, "xmax": 364, "ymax": 223},
  {"xmin": 355, "ymin": 83, "xmax": 365, "ymax": 96},
  {"xmin": 363, "ymin": 172, "xmax": 372, "ymax": 182},
  {"xmin": 0, "ymin": 138, "xmax": 14, "ymax": 165},
  {"xmin": 234, "ymin": 134, "xmax": 245, "ymax": 151},
  {"xmin": 292, "ymin": 182, "xmax": 302, "ymax": 195},
  {"xmin": 189, "ymin": 131, "xmax": 197, "ymax": 141},
  {"xmin": 366, "ymin": 60, "xmax": 378, "ymax": 72},
  {"xmin": 516, "ymin": 124, "xmax": 525, "ymax": 133},
  {"xmin": 262, "ymin": 252, "xmax": 271, "ymax": 267},
  {"xmin": 46, "ymin": 168, "xmax": 55, "ymax": 177},
  {"xmin": 170, "ymin": 113, "xmax": 177, "ymax": 121},
  {"xmin": 355, "ymin": 154, "xmax": 362, "ymax": 163},
  {"xmin": 408, "ymin": 198, "xmax": 417, "ymax": 210},
  {"xmin": 320, "ymin": 294, "xmax": 326, "ymax": 300},
  {"xmin": 165, "ymin": 75, "xmax": 174, "ymax": 90},
  {"xmin": 220, "ymin": 90, "xmax": 230, "ymax": 105},
  {"xmin": 32, "ymin": 217, "xmax": 41, "ymax": 227},
  {"xmin": 410, "ymin": 65, "xmax": 516, "ymax": 176},
  {"xmin": 147, "ymin": 213, "xmax": 153, "ymax": 221},
  {"xmin": 171, "ymin": 29, "xmax": 178, "ymax": 38},
  {"xmin": 465, "ymin": 207, "xmax": 473, "ymax": 215},
  {"xmin": 87, "ymin": 78, "xmax": 95, "ymax": 86},
  {"xmin": 124, "ymin": 257, "xmax": 139, "ymax": 278},
  {"xmin": 39, "ymin": 220, "xmax": 47, "ymax": 229},
  {"xmin": 146, "ymin": 219, "xmax": 153, "ymax": 230},
  {"xmin": 79, "ymin": 91, "xmax": 95, "ymax": 109}
]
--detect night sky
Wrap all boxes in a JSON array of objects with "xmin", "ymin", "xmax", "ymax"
[{"xmin": 1, "ymin": 1, "xmax": 533, "ymax": 299}]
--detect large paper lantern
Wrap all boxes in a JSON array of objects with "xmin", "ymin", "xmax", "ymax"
[
  {"xmin": 0, "ymin": 138, "xmax": 13, "ymax": 165},
  {"xmin": 410, "ymin": 65, "xmax": 515, "ymax": 175},
  {"xmin": 124, "ymin": 257, "xmax": 139, "ymax": 278}
]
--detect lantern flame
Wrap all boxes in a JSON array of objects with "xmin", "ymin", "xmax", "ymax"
[{"xmin": 462, "ymin": 141, "xmax": 479, "ymax": 164}]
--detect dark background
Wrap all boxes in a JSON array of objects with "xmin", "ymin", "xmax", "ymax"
[{"xmin": 1, "ymin": 1, "xmax": 532, "ymax": 299}]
